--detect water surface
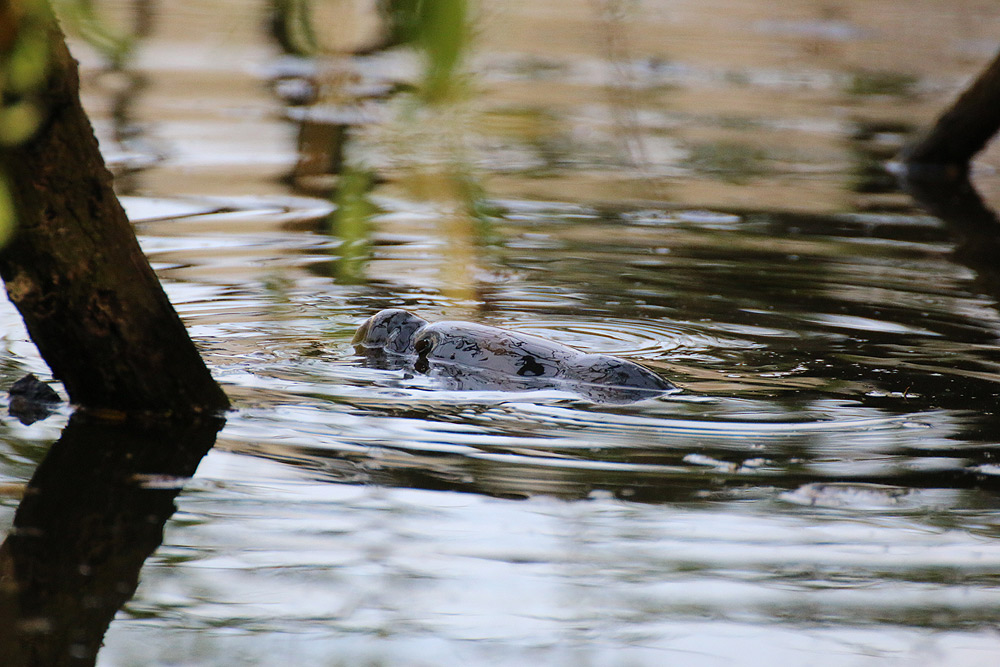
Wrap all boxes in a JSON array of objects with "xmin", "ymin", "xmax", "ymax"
[{"xmin": 4, "ymin": 1, "xmax": 1000, "ymax": 665}]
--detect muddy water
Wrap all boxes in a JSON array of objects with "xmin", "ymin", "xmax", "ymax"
[{"xmin": 4, "ymin": 1, "xmax": 1000, "ymax": 665}]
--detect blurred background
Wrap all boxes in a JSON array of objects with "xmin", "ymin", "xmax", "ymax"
[{"xmin": 4, "ymin": 1, "xmax": 1000, "ymax": 665}]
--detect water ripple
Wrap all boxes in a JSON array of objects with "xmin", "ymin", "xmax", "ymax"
[{"xmin": 502, "ymin": 317, "xmax": 755, "ymax": 358}]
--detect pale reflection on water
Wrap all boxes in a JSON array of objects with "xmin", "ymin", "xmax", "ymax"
[{"xmin": 3, "ymin": 0, "xmax": 1000, "ymax": 665}]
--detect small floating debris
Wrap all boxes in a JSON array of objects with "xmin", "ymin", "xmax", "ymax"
[
  {"xmin": 780, "ymin": 482, "xmax": 919, "ymax": 510},
  {"xmin": 8, "ymin": 374, "xmax": 62, "ymax": 425},
  {"xmin": 128, "ymin": 473, "xmax": 193, "ymax": 490},
  {"xmin": 620, "ymin": 209, "xmax": 742, "ymax": 226},
  {"xmin": 683, "ymin": 453, "xmax": 737, "ymax": 472}
]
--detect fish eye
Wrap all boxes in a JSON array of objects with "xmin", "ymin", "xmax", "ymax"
[{"xmin": 414, "ymin": 337, "xmax": 432, "ymax": 355}]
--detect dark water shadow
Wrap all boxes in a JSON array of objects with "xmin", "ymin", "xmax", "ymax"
[
  {"xmin": 0, "ymin": 412, "xmax": 223, "ymax": 666},
  {"xmin": 901, "ymin": 170, "xmax": 1000, "ymax": 303},
  {"xmin": 253, "ymin": 426, "xmax": 1000, "ymax": 507},
  {"xmin": 898, "ymin": 169, "xmax": 1000, "ymax": 435}
]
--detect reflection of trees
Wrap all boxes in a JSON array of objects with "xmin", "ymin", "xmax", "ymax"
[
  {"xmin": 902, "ymin": 173, "xmax": 1000, "ymax": 304},
  {"xmin": 236, "ymin": 412, "xmax": 1000, "ymax": 508},
  {"xmin": 0, "ymin": 413, "xmax": 223, "ymax": 666},
  {"xmin": 267, "ymin": 0, "xmax": 490, "ymax": 298},
  {"xmin": 58, "ymin": 0, "xmax": 160, "ymax": 194}
]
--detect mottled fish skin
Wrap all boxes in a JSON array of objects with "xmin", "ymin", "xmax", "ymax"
[
  {"xmin": 414, "ymin": 322, "xmax": 580, "ymax": 379},
  {"xmin": 353, "ymin": 309, "xmax": 677, "ymax": 401},
  {"xmin": 564, "ymin": 353, "xmax": 676, "ymax": 392}
]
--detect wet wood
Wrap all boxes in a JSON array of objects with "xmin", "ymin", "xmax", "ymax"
[
  {"xmin": 901, "ymin": 47, "xmax": 1000, "ymax": 172},
  {"xmin": 0, "ymin": 20, "xmax": 229, "ymax": 414}
]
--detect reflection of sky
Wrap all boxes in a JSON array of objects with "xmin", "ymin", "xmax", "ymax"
[{"xmin": 96, "ymin": 448, "xmax": 1000, "ymax": 665}]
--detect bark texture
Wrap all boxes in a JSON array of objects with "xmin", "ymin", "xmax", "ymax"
[
  {"xmin": 0, "ymin": 22, "xmax": 229, "ymax": 414},
  {"xmin": 901, "ymin": 48, "xmax": 1000, "ymax": 170}
]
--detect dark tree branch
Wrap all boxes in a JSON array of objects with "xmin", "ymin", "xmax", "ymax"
[
  {"xmin": 900, "ymin": 47, "xmax": 1000, "ymax": 173},
  {"xmin": 0, "ymin": 18, "xmax": 229, "ymax": 414}
]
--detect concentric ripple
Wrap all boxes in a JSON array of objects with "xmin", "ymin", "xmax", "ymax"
[{"xmin": 502, "ymin": 317, "xmax": 756, "ymax": 358}]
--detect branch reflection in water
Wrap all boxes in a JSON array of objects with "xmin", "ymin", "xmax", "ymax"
[
  {"xmin": 901, "ymin": 170, "xmax": 1000, "ymax": 304},
  {"xmin": 0, "ymin": 412, "xmax": 224, "ymax": 666}
]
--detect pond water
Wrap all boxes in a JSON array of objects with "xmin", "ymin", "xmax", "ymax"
[{"xmin": 4, "ymin": 0, "xmax": 1000, "ymax": 665}]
